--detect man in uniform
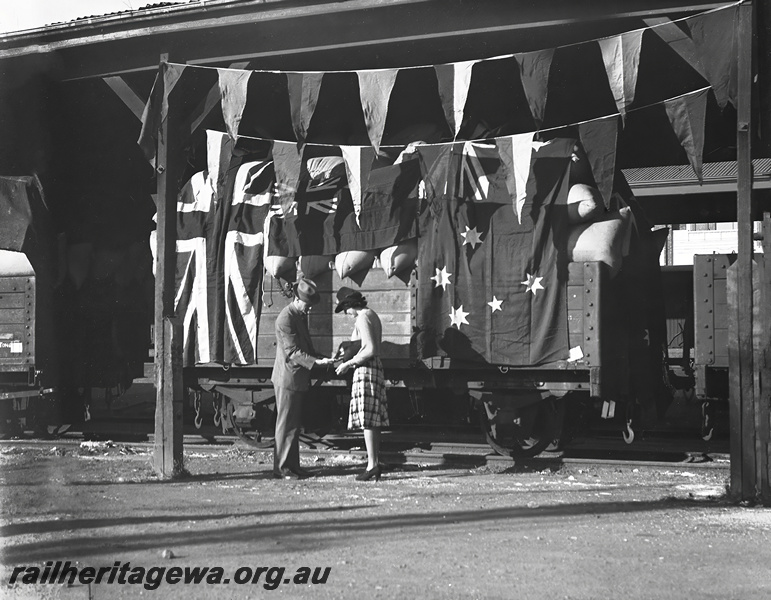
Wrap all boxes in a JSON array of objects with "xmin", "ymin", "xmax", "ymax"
[{"xmin": 272, "ymin": 278, "xmax": 333, "ymax": 479}]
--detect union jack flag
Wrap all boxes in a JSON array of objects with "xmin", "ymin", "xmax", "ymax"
[
  {"xmin": 275, "ymin": 162, "xmax": 352, "ymax": 257},
  {"xmin": 456, "ymin": 141, "xmax": 510, "ymax": 203},
  {"xmin": 175, "ymin": 158, "xmax": 273, "ymax": 366}
]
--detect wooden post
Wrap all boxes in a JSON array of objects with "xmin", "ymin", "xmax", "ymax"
[
  {"xmin": 730, "ymin": 0, "xmax": 756, "ymax": 500},
  {"xmin": 153, "ymin": 55, "xmax": 185, "ymax": 478}
]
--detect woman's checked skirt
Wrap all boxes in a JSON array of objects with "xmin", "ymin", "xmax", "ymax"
[{"xmin": 348, "ymin": 356, "xmax": 389, "ymax": 429}]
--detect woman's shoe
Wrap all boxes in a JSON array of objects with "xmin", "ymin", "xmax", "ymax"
[{"xmin": 355, "ymin": 465, "xmax": 381, "ymax": 481}]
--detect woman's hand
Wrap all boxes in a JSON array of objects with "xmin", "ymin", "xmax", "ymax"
[{"xmin": 335, "ymin": 361, "xmax": 352, "ymax": 376}]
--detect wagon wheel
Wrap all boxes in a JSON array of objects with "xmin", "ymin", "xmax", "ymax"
[
  {"xmin": 225, "ymin": 400, "xmax": 275, "ymax": 449},
  {"xmin": 479, "ymin": 396, "xmax": 565, "ymax": 458}
]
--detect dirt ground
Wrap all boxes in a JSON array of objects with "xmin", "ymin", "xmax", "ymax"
[{"xmin": 1, "ymin": 440, "xmax": 770, "ymax": 600}]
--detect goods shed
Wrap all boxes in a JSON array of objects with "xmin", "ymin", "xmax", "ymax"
[{"xmin": 0, "ymin": 0, "xmax": 768, "ymax": 501}]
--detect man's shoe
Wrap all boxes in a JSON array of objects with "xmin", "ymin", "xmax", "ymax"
[
  {"xmin": 273, "ymin": 470, "xmax": 301, "ymax": 480},
  {"xmin": 295, "ymin": 467, "xmax": 316, "ymax": 477}
]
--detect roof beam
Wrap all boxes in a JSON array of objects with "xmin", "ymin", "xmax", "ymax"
[{"xmin": 1, "ymin": 0, "xmax": 726, "ymax": 63}]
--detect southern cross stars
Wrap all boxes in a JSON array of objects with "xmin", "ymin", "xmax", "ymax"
[
  {"xmin": 461, "ymin": 226, "xmax": 483, "ymax": 249},
  {"xmin": 521, "ymin": 273, "xmax": 545, "ymax": 296},
  {"xmin": 449, "ymin": 305, "xmax": 469, "ymax": 329},
  {"xmin": 431, "ymin": 266, "xmax": 452, "ymax": 290},
  {"xmin": 488, "ymin": 296, "xmax": 503, "ymax": 312}
]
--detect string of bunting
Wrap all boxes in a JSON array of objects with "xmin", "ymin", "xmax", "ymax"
[
  {"xmin": 137, "ymin": 1, "xmax": 739, "ymax": 207},
  {"xmin": 219, "ymin": 85, "xmax": 711, "ymax": 214}
]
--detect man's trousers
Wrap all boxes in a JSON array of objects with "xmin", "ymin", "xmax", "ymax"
[{"xmin": 273, "ymin": 386, "xmax": 305, "ymax": 475}]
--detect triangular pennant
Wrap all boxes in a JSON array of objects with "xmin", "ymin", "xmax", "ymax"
[
  {"xmin": 415, "ymin": 144, "xmax": 454, "ymax": 220},
  {"xmin": 160, "ymin": 62, "xmax": 187, "ymax": 125},
  {"xmin": 286, "ymin": 72, "xmax": 324, "ymax": 146},
  {"xmin": 514, "ymin": 49, "xmax": 555, "ymax": 128},
  {"xmin": 598, "ymin": 29, "xmax": 644, "ymax": 122},
  {"xmin": 340, "ymin": 145, "xmax": 376, "ymax": 221},
  {"xmin": 205, "ymin": 130, "xmax": 236, "ymax": 203},
  {"xmin": 272, "ymin": 140, "xmax": 304, "ymax": 213},
  {"xmin": 434, "ymin": 61, "xmax": 476, "ymax": 138},
  {"xmin": 578, "ymin": 116, "xmax": 619, "ymax": 208},
  {"xmin": 356, "ymin": 69, "xmax": 399, "ymax": 152},
  {"xmin": 496, "ymin": 133, "xmax": 535, "ymax": 224},
  {"xmin": 137, "ymin": 62, "xmax": 186, "ymax": 161},
  {"xmin": 218, "ymin": 68, "xmax": 252, "ymax": 141},
  {"xmin": 688, "ymin": 7, "xmax": 738, "ymax": 109},
  {"xmin": 645, "ymin": 7, "xmax": 738, "ymax": 108},
  {"xmin": 664, "ymin": 89, "xmax": 708, "ymax": 182}
]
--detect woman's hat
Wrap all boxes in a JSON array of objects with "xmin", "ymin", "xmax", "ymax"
[
  {"xmin": 334, "ymin": 286, "xmax": 365, "ymax": 313},
  {"xmin": 293, "ymin": 278, "xmax": 320, "ymax": 305}
]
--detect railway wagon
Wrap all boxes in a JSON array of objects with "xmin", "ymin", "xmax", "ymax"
[
  {"xmin": 0, "ymin": 176, "xmax": 59, "ymax": 436},
  {"xmin": 692, "ymin": 253, "xmax": 765, "ymax": 440},
  {"xmin": 183, "ymin": 182, "xmax": 669, "ymax": 457},
  {"xmin": 660, "ymin": 253, "xmax": 767, "ymax": 442}
]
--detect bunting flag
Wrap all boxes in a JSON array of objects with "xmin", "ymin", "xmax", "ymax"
[
  {"xmin": 206, "ymin": 129, "xmax": 236, "ymax": 203},
  {"xmin": 357, "ymin": 69, "xmax": 399, "ymax": 152},
  {"xmin": 434, "ymin": 60, "xmax": 476, "ymax": 138},
  {"xmin": 264, "ymin": 201, "xmax": 296, "ymax": 280},
  {"xmin": 664, "ymin": 88, "xmax": 708, "ymax": 182},
  {"xmin": 416, "ymin": 144, "xmax": 454, "ymax": 220},
  {"xmin": 218, "ymin": 68, "xmax": 252, "ymax": 141},
  {"xmin": 339, "ymin": 152, "xmax": 422, "ymax": 252},
  {"xmin": 645, "ymin": 6, "xmax": 738, "ymax": 108},
  {"xmin": 174, "ymin": 131, "xmax": 273, "ymax": 366},
  {"xmin": 578, "ymin": 116, "xmax": 619, "ymax": 207},
  {"xmin": 138, "ymin": 4, "xmax": 738, "ymax": 164},
  {"xmin": 514, "ymin": 49, "xmax": 555, "ymax": 128},
  {"xmin": 416, "ymin": 139, "xmax": 574, "ymax": 366},
  {"xmin": 598, "ymin": 29, "xmax": 644, "ymax": 122},
  {"xmin": 137, "ymin": 62, "xmax": 187, "ymax": 161},
  {"xmin": 271, "ymin": 140, "xmax": 304, "ymax": 215},
  {"xmin": 687, "ymin": 7, "xmax": 738, "ymax": 109},
  {"xmin": 340, "ymin": 145, "xmax": 376, "ymax": 221},
  {"xmin": 495, "ymin": 132, "xmax": 536, "ymax": 224},
  {"xmin": 286, "ymin": 72, "xmax": 324, "ymax": 146}
]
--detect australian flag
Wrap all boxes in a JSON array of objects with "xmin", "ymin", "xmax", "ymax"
[
  {"xmin": 174, "ymin": 132, "xmax": 273, "ymax": 366},
  {"xmin": 416, "ymin": 138, "xmax": 575, "ymax": 366}
]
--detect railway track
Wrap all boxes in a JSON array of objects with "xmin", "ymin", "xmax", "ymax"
[{"xmin": 0, "ymin": 421, "xmax": 731, "ymax": 471}]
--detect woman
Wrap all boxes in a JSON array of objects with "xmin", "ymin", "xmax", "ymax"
[{"xmin": 334, "ymin": 287, "xmax": 389, "ymax": 481}]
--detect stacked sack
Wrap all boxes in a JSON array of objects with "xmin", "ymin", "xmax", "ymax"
[{"xmin": 565, "ymin": 182, "xmax": 633, "ymax": 278}]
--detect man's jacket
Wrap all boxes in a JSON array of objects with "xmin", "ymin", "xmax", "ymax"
[{"xmin": 271, "ymin": 302, "xmax": 319, "ymax": 391}]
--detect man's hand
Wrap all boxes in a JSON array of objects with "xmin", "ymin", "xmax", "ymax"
[{"xmin": 315, "ymin": 357, "xmax": 335, "ymax": 367}]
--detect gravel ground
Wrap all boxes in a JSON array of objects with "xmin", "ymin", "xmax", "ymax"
[{"xmin": 1, "ymin": 442, "xmax": 769, "ymax": 600}]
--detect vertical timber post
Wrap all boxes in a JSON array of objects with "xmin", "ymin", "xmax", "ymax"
[
  {"xmin": 761, "ymin": 213, "xmax": 771, "ymax": 503},
  {"xmin": 154, "ymin": 55, "xmax": 184, "ymax": 478},
  {"xmin": 731, "ymin": 0, "xmax": 756, "ymax": 500}
]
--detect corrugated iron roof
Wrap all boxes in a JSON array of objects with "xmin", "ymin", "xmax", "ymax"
[
  {"xmin": 623, "ymin": 159, "xmax": 771, "ymax": 185},
  {"xmin": 48, "ymin": 2, "xmax": 192, "ymax": 28}
]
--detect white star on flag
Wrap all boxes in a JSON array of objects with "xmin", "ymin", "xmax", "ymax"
[
  {"xmin": 449, "ymin": 305, "xmax": 470, "ymax": 329},
  {"xmin": 521, "ymin": 273, "xmax": 545, "ymax": 296},
  {"xmin": 430, "ymin": 266, "xmax": 452, "ymax": 290},
  {"xmin": 488, "ymin": 296, "xmax": 503, "ymax": 312},
  {"xmin": 461, "ymin": 226, "xmax": 483, "ymax": 249}
]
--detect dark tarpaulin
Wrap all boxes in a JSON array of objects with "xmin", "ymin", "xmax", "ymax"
[{"xmin": 0, "ymin": 175, "xmax": 57, "ymax": 280}]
